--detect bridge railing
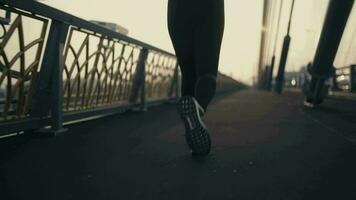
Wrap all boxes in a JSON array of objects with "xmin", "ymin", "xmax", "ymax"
[
  {"xmin": 333, "ymin": 65, "xmax": 356, "ymax": 92},
  {"xmin": 0, "ymin": 0, "xmax": 179, "ymax": 136},
  {"xmin": 0, "ymin": 0, "xmax": 241, "ymax": 137}
]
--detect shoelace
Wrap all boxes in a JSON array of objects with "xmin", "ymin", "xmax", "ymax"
[{"xmin": 191, "ymin": 97, "xmax": 205, "ymax": 117}]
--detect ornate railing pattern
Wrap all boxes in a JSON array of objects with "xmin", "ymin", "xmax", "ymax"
[
  {"xmin": 63, "ymin": 27, "xmax": 142, "ymax": 112},
  {"xmin": 0, "ymin": 0, "xmax": 179, "ymax": 136},
  {"xmin": 145, "ymin": 51, "xmax": 178, "ymax": 100},
  {"xmin": 0, "ymin": 5, "xmax": 48, "ymax": 121}
]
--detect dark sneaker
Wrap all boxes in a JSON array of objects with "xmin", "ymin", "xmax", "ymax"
[{"xmin": 177, "ymin": 96, "xmax": 211, "ymax": 156}]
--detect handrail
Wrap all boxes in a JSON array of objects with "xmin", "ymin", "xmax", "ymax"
[
  {"xmin": 0, "ymin": 0, "xmax": 175, "ymax": 56},
  {"xmin": 0, "ymin": 0, "xmax": 180, "ymax": 136},
  {"xmin": 335, "ymin": 66, "xmax": 351, "ymax": 71}
]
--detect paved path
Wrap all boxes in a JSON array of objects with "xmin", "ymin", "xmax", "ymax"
[{"xmin": 1, "ymin": 90, "xmax": 356, "ymax": 200}]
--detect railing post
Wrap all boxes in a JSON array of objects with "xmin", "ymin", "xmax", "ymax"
[
  {"xmin": 266, "ymin": 56, "xmax": 276, "ymax": 90},
  {"xmin": 168, "ymin": 62, "xmax": 179, "ymax": 100},
  {"xmin": 30, "ymin": 20, "xmax": 69, "ymax": 135},
  {"xmin": 139, "ymin": 59, "xmax": 147, "ymax": 111},
  {"xmin": 331, "ymin": 66, "xmax": 339, "ymax": 91},
  {"xmin": 350, "ymin": 65, "xmax": 356, "ymax": 93},
  {"xmin": 130, "ymin": 48, "xmax": 148, "ymax": 111}
]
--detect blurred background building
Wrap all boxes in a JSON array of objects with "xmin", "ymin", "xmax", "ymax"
[{"xmin": 90, "ymin": 20, "xmax": 129, "ymax": 35}]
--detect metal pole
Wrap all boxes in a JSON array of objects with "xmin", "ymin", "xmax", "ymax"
[
  {"xmin": 30, "ymin": 20, "xmax": 69, "ymax": 135},
  {"xmin": 129, "ymin": 48, "xmax": 148, "ymax": 111},
  {"xmin": 51, "ymin": 21, "xmax": 68, "ymax": 134},
  {"xmin": 267, "ymin": 0, "xmax": 283, "ymax": 90},
  {"xmin": 304, "ymin": 0, "xmax": 354, "ymax": 105},
  {"xmin": 274, "ymin": 0, "xmax": 295, "ymax": 94}
]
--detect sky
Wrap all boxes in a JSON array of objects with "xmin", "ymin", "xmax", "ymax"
[
  {"xmin": 41, "ymin": 0, "xmax": 356, "ymax": 84},
  {"xmin": 42, "ymin": 0, "xmax": 263, "ymax": 84}
]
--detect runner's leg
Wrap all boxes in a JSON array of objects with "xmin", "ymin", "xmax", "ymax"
[
  {"xmin": 167, "ymin": 0, "xmax": 196, "ymax": 97},
  {"xmin": 194, "ymin": 0, "xmax": 225, "ymax": 111}
]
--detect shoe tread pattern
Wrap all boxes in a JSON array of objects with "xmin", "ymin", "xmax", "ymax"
[{"xmin": 177, "ymin": 96, "xmax": 211, "ymax": 155}]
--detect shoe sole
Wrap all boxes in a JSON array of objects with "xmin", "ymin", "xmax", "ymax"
[{"xmin": 177, "ymin": 96, "xmax": 211, "ymax": 155}]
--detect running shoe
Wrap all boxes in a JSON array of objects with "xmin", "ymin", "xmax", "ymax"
[{"xmin": 177, "ymin": 96, "xmax": 211, "ymax": 155}]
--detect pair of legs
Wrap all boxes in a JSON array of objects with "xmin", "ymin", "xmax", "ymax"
[
  {"xmin": 168, "ymin": 0, "xmax": 225, "ymax": 111},
  {"xmin": 168, "ymin": 0, "xmax": 224, "ymax": 155}
]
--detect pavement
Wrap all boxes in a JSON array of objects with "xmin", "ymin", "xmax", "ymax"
[{"xmin": 0, "ymin": 90, "xmax": 356, "ymax": 200}]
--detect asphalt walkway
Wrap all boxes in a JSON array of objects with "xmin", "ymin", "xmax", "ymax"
[{"xmin": 1, "ymin": 90, "xmax": 355, "ymax": 200}]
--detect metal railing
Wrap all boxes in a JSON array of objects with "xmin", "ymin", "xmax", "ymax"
[
  {"xmin": 0, "ymin": 0, "xmax": 179, "ymax": 136},
  {"xmin": 0, "ymin": 0, "xmax": 242, "ymax": 137},
  {"xmin": 333, "ymin": 65, "xmax": 356, "ymax": 92}
]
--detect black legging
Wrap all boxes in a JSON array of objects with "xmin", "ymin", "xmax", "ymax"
[{"xmin": 168, "ymin": 0, "xmax": 225, "ymax": 111}]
